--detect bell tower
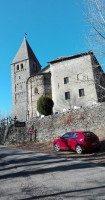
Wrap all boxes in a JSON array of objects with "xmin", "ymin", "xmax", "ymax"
[{"xmin": 11, "ymin": 37, "xmax": 41, "ymax": 121}]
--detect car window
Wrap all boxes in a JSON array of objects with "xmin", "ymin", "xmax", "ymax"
[
  {"xmin": 61, "ymin": 132, "xmax": 78, "ymax": 139},
  {"xmin": 61, "ymin": 133, "xmax": 73, "ymax": 139},
  {"xmin": 83, "ymin": 132, "xmax": 96, "ymax": 137},
  {"xmin": 72, "ymin": 133, "xmax": 79, "ymax": 138}
]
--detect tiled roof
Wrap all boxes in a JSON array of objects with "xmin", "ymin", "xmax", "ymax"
[
  {"xmin": 39, "ymin": 64, "xmax": 50, "ymax": 73},
  {"xmin": 48, "ymin": 51, "xmax": 93, "ymax": 64},
  {"xmin": 11, "ymin": 37, "xmax": 40, "ymax": 64}
]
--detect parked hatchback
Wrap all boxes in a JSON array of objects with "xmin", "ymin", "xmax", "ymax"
[{"xmin": 53, "ymin": 131, "xmax": 100, "ymax": 154}]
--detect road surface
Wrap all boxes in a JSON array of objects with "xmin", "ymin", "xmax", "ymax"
[{"xmin": 0, "ymin": 145, "xmax": 105, "ymax": 200}]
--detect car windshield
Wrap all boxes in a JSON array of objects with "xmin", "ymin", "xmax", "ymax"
[{"xmin": 83, "ymin": 132, "xmax": 96, "ymax": 137}]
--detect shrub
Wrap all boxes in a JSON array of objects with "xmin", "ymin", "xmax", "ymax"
[{"xmin": 37, "ymin": 96, "xmax": 54, "ymax": 116}]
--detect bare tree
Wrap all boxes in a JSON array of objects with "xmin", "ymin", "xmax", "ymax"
[{"xmin": 84, "ymin": 0, "xmax": 105, "ymax": 66}]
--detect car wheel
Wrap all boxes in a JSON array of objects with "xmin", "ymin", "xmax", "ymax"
[
  {"xmin": 54, "ymin": 143, "xmax": 60, "ymax": 152},
  {"xmin": 76, "ymin": 145, "xmax": 83, "ymax": 154}
]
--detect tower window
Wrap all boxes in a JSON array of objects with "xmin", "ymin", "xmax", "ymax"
[
  {"xmin": 17, "ymin": 65, "xmax": 19, "ymax": 70},
  {"xmin": 79, "ymin": 89, "xmax": 85, "ymax": 97},
  {"xmin": 15, "ymin": 94, "xmax": 17, "ymax": 104},
  {"xmin": 15, "ymin": 84, "xmax": 16, "ymax": 92},
  {"xmin": 64, "ymin": 77, "xmax": 69, "ymax": 84},
  {"xmin": 77, "ymin": 74, "xmax": 79, "ymax": 80},
  {"xmin": 21, "ymin": 63, "xmax": 23, "ymax": 69},
  {"xmin": 34, "ymin": 87, "xmax": 38, "ymax": 94},
  {"xmin": 65, "ymin": 92, "xmax": 70, "ymax": 100}
]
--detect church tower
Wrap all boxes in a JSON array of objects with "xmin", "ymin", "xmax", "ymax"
[{"xmin": 11, "ymin": 37, "xmax": 41, "ymax": 121}]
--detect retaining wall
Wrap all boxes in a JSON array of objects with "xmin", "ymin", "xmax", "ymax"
[
  {"xmin": 1, "ymin": 102, "xmax": 105, "ymax": 144},
  {"xmin": 27, "ymin": 102, "xmax": 105, "ymax": 142}
]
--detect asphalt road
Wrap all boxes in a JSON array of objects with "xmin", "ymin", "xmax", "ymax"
[{"xmin": 0, "ymin": 145, "xmax": 105, "ymax": 200}]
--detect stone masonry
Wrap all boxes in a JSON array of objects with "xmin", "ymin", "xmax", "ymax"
[
  {"xmin": 2, "ymin": 102, "xmax": 105, "ymax": 144},
  {"xmin": 11, "ymin": 38, "xmax": 105, "ymax": 122},
  {"xmin": 27, "ymin": 72, "xmax": 51, "ymax": 118},
  {"xmin": 11, "ymin": 38, "xmax": 41, "ymax": 121},
  {"xmin": 49, "ymin": 51, "xmax": 105, "ymax": 113},
  {"xmin": 26, "ymin": 102, "xmax": 105, "ymax": 143}
]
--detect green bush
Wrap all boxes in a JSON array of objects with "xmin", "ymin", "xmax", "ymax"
[{"xmin": 37, "ymin": 96, "xmax": 54, "ymax": 116}]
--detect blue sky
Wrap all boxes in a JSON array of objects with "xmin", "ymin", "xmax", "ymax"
[{"xmin": 0, "ymin": 0, "xmax": 102, "ymax": 117}]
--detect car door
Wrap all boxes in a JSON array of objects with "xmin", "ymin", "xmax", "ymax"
[
  {"xmin": 59, "ymin": 133, "xmax": 72, "ymax": 149},
  {"xmin": 66, "ymin": 133, "xmax": 74, "ymax": 149},
  {"xmin": 68, "ymin": 133, "xmax": 78, "ymax": 150}
]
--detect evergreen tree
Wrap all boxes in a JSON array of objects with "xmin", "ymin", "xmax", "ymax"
[{"xmin": 37, "ymin": 96, "xmax": 54, "ymax": 116}]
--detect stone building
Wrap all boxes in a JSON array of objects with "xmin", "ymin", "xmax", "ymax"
[
  {"xmin": 11, "ymin": 37, "xmax": 41, "ymax": 121},
  {"xmin": 48, "ymin": 51, "xmax": 105, "ymax": 113},
  {"xmin": 27, "ymin": 72, "xmax": 51, "ymax": 118},
  {"xmin": 11, "ymin": 38, "xmax": 105, "ymax": 121}
]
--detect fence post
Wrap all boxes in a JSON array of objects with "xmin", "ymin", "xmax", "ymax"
[{"xmin": 35, "ymin": 129, "xmax": 37, "ymax": 142}]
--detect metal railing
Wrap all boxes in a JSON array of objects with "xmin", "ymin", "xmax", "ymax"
[{"xmin": 0, "ymin": 116, "xmax": 17, "ymax": 128}]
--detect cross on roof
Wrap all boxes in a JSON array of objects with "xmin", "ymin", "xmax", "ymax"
[{"xmin": 25, "ymin": 32, "xmax": 27, "ymax": 38}]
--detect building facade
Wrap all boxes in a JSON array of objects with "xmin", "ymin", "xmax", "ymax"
[
  {"xmin": 49, "ymin": 52, "xmax": 105, "ymax": 113},
  {"xmin": 11, "ymin": 38, "xmax": 105, "ymax": 121},
  {"xmin": 11, "ymin": 37, "xmax": 41, "ymax": 121},
  {"xmin": 27, "ymin": 72, "xmax": 51, "ymax": 119}
]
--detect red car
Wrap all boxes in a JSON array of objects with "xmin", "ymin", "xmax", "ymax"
[{"xmin": 53, "ymin": 131, "xmax": 100, "ymax": 154}]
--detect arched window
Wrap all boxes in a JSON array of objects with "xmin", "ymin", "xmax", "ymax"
[
  {"xmin": 17, "ymin": 65, "xmax": 19, "ymax": 70},
  {"xmin": 34, "ymin": 87, "xmax": 38, "ymax": 94},
  {"xmin": 21, "ymin": 63, "xmax": 23, "ymax": 69}
]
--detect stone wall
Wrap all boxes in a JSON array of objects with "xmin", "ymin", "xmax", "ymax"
[
  {"xmin": 91, "ymin": 54, "xmax": 105, "ymax": 102},
  {"xmin": 27, "ymin": 102, "xmax": 105, "ymax": 142},
  {"xmin": 1, "ymin": 102, "xmax": 105, "ymax": 144}
]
